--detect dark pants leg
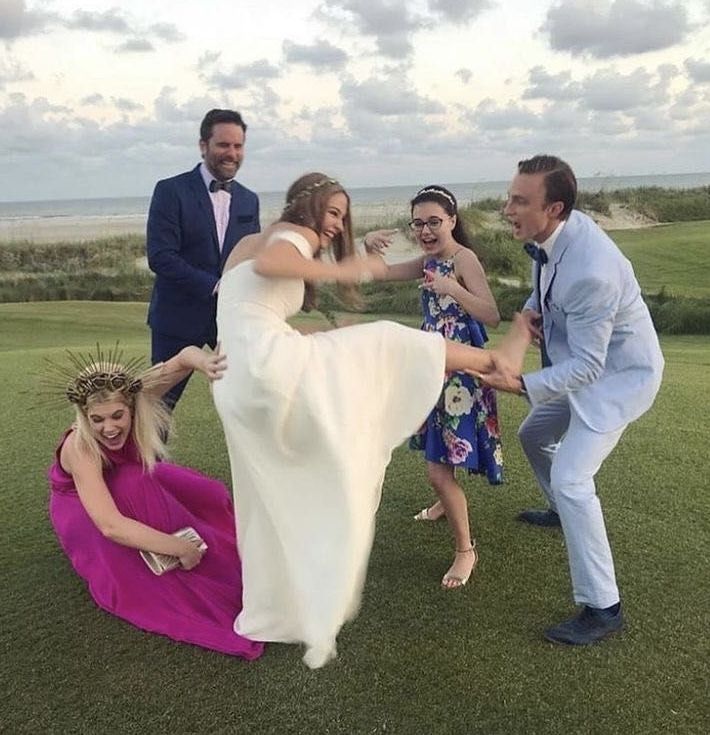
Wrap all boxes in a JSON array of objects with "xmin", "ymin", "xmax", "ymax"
[{"xmin": 150, "ymin": 330, "xmax": 216, "ymax": 411}]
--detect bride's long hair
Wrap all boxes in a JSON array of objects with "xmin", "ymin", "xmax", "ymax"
[{"xmin": 280, "ymin": 172, "xmax": 359, "ymax": 311}]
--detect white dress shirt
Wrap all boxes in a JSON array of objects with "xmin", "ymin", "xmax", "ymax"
[{"xmin": 200, "ymin": 162, "xmax": 232, "ymax": 251}]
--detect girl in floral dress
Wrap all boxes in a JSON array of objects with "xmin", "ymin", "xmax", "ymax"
[{"xmin": 365, "ymin": 186, "xmax": 502, "ymax": 589}]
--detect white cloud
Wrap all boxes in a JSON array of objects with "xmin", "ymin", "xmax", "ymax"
[
  {"xmin": 0, "ymin": 0, "xmax": 53, "ymax": 39},
  {"xmin": 579, "ymin": 67, "xmax": 671, "ymax": 111},
  {"xmin": 473, "ymin": 99, "xmax": 540, "ymax": 131},
  {"xmin": 685, "ymin": 57, "xmax": 710, "ymax": 82},
  {"xmin": 542, "ymin": 0, "xmax": 690, "ymax": 58},
  {"xmin": 0, "ymin": 55, "xmax": 33, "ymax": 88},
  {"xmin": 65, "ymin": 8, "xmax": 131, "ymax": 33},
  {"xmin": 319, "ymin": 0, "xmax": 423, "ymax": 59},
  {"xmin": 204, "ymin": 60, "xmax": 281, "ymax": 90},
  {"xmin": 341, "ymin": 72, "xmax": 445, "ymax": 116},
  {"xmin": 0, "ymin": 0, "xmax": 709, "ymax": 200},
  {"xmin": 523, "ymin": 66, "xmax": 578, "ymax": 100},
  {"xmin": 282, "ymin": 40, "xmax": 348, "ymax": 70},
  {"xmin": 428, "ymin": 0, "xmax": 492, "ymax": 23},
  {"xmin": 116, "ymin": 39, "xmax": 155, "ymax": 53}
]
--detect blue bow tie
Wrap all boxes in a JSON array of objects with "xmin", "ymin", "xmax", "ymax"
[
  {"xmin": 209, "ymin": 179, "xmax": 234, "ymax": 194},
  {"xmin": 523, "ymin": 241, "xmax": 548, "ymax": 265}
]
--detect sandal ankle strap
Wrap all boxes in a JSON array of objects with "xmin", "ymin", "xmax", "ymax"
[{"xmin": 455, "ymin": 540, "xmax": 476, "ymax": 554}]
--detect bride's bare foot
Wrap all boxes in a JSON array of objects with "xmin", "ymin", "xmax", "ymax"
[
  {"xmin": 413, "ymin": 501, "xmax": 445, "ymax": 522},
  {"xmin": 441, "ymin": 542, "xmax": 478, "ymax": 589}
]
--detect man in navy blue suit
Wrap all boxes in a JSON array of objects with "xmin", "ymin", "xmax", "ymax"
[{"xmin": 147, "ymin": 109, "xmax": 261, "ymax": 409}]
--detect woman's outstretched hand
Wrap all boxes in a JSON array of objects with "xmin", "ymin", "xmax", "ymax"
[
  {"xmin": 200, "ymin": 344, "xmax": 227, "ymax": 382},
  {"xmin": 363, "ymin": 229, "xmax": 398, "ymax": 255},
  {"xmin": 179, "ymin": 344, "xmax": 227, "ymax": 382}
]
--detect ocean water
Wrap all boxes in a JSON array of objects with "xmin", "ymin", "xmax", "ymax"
[{"xmin": 1, "ymin": 172, "xmax": 709, "ymax": 241}]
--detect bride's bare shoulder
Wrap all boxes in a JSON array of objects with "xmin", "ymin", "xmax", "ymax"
[
  {"xmin": 268, "ymin": 223, "xmax": 318, "ymax": 247},
  {"xmin": 224, "ymin": 223, "xmax": 318, "ymax": 272}
]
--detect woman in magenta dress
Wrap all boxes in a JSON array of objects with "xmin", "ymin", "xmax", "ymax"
[{"xmin": 48, "ymin": 344, "xmax": 263, "ymax": 660}]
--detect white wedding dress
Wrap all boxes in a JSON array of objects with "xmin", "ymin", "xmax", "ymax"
[{"xmin": 213, "ymin": 229, "xmax": 445, "ymax": 668}]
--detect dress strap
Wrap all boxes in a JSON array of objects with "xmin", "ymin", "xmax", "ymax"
[{"xmin": 266, "ymin": 229, "xmax": 313, "ymax": 260}]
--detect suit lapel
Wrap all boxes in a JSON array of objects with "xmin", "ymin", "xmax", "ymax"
[
  {"xmin": 222, "ymin": 183, "xmax": 253, "ymax": 264},
  {"xmin": 541, "ymin": 215, "xmax": 574, "ymax": 306},
  {"xmin": 189, "ymin": 167, "xmax": 220, "ymax": 255}
]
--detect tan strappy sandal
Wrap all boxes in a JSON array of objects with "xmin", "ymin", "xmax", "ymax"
[
  {"xmin": 441, "ymin": 540, "xmax": 478, "ymax": 589},
  {"xmin": 413, "ymin": 503, "xmax": 445, "ymax": 522}
]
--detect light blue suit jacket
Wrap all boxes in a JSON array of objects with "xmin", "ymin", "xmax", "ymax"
[{"xmin": 523, "ymin": 210, "xmax": 664, "ymax": 433}]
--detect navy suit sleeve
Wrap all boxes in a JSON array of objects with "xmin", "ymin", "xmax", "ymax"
[{"xmin": 146, "ymin": 180, "xmax": 218, "ymax": 300}]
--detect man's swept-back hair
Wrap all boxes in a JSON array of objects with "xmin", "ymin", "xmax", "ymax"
[
  {"xmin": 517, "ymin": 155, "xmax": 577, "ymax": 217},
  {"xmin": 200, "ymin": 109, "xmax": 247, "ymax": 141}
]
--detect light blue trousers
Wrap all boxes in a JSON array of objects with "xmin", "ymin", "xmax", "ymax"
[{"xmin": 518, "ymin": 398, "xmax": 625, "ymax": 609}]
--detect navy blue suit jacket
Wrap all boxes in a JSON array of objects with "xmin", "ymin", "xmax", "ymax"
[{"xmin": 146, "ymin": 164, "xmax": 260, "ymax": 343}]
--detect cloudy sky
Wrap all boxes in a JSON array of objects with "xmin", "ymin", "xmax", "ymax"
[{"xmin": 1, "ymin": 0, "xmax": 710, "ymax": 201}]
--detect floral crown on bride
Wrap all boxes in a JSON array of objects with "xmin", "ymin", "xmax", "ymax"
[{"xmin": 284, "ymin": 177, "xmax": 340, "ymax": 210}]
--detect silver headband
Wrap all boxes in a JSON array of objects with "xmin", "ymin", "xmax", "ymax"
[{"xmin": 415, "ymin": 187, "xmax": 456, "ymax": 210}]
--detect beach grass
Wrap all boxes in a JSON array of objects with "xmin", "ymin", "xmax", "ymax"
[{"xmin": 2, "ymin": 302, "xmax": 709, "ymax": 734}]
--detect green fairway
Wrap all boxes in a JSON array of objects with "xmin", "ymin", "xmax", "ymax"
[
  {"xmin": 611, "ymin": 220, "xmax": 710, "ymax": 298},
  {"xmin": 2, "ymin": 302, "xmax": 708, "ymax": 734}
]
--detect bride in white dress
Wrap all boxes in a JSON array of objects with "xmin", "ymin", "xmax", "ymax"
[{"xmin": 212, "ymin": 173, "xmax": 529, "ymax": 668}]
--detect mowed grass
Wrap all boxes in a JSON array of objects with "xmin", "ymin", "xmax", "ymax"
[
  {"xmin": 611, "ymin": 220, "xmax": 710, "ymax": 298},
  {"xmin": 2, "ymin": 302, "xmax": 709, "ymax": 734}
]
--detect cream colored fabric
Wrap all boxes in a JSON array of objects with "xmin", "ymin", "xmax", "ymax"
[{"xmin": 213, "ymin": 229, "xmax": 445, "ymax": 668}]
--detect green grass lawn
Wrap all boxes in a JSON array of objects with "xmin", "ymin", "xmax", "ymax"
[
  {"xmin": 611, "ymin": 221, "xmax": 710, "ymax": 298},
  {"xmin": 2, "ymin": 302, "xmax": 709, "ymax": 734}
]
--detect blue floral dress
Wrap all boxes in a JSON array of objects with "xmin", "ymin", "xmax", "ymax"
[{"xmin": 409, "ymin": 255, "xmax": 504, "ymax": 484}]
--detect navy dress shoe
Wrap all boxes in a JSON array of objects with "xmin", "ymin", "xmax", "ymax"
[
  {"xmin": 543, "ymin": 605, "xmax": 623, "ymax": 645},
  {"xmin": 517, "ymin": 508, "xmax": 561, "ymax": 527}
]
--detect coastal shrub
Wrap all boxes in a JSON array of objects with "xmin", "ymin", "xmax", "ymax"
[
  {"xmin": 0, "ymin": 235, "xmax": 145, "ymax": 273},
  {"xmin": 646, "ymin": 294, "xmax": 710, "ymax": 335},
  {"xmin": 471, "ymin": 229, "xmax": 529, "ymax": 280},
  {"xmin": 352, "ymin": 215, "xmax": 410, "ymax": 238},
  {"xmin": 471, "ymin": 196, "xmax": 505, "ymax": 212},
  {"xmin": 576, "ymin": 190, "xmax": 612, "ymax": 216},
  {"xmin": 610, "ymin": 186, "xmax": 710, "ymax": 222},
  {"xmin": 0, "ymin": 271, "xmax": 153, "ymax": 303},
  {"xmin": 458, "ymin": 205, "xmax": 489, "ymax": 231}
]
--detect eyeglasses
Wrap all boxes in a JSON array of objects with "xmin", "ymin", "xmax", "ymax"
[{"xmin": 409, "ymin": 217, "xmax": 444, "ymax": 232}]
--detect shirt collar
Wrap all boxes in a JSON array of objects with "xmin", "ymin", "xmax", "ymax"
[
  {"xmin": 538, "ymin": 219, "xmax": 565, "ymax": 259},
  {"xmin": 199, "ymin": 162, "xmax": 233, "ymax": 192}
]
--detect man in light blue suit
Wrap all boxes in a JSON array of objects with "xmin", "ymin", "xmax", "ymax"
[
  {"xmin": 147, "ymin": 109, "xmax": 260, "ymax": 409},
  {"xmin": 495, "ymin": 155, "xmax": 664, "ymax": 645}
]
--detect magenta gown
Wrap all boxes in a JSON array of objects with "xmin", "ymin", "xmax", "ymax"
[{"xmin": 48, "ymin": 431, "xmax": 264, "ymax": 660}]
